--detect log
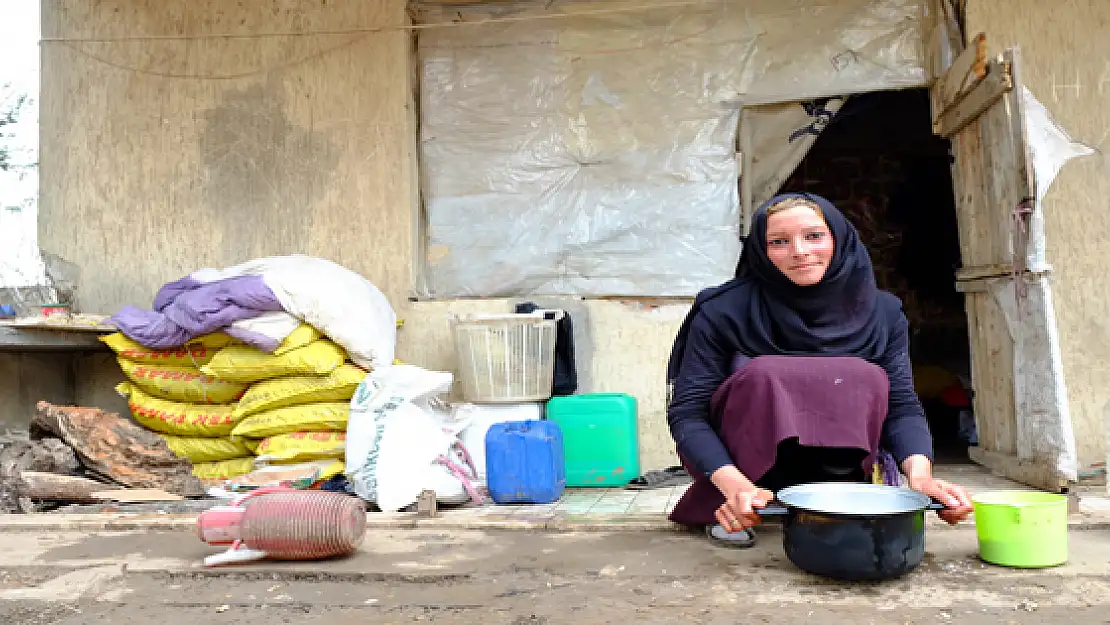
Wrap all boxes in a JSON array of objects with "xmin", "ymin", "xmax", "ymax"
[
  {"xmin": 17, "ymin": 471, "xmax": 109, "ymax": 503},
  {"xmin": 31, "ymin": 402, "xmax": 205, "ymax": 497}
]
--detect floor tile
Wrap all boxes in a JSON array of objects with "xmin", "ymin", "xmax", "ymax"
[{"xmin": 553, "ymin": 490, "xmax": 604, "ymax": 514}]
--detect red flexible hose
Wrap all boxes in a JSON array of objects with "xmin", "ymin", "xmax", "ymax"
[{"xmin": 237, "ymin": 492, "xmax": 367, "ymax": 561}]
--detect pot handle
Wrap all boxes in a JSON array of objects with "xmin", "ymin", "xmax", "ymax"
[
  {"xmin": 754, "ymin": 503, "xmax": 790, "ymax": 516},
  {"xmin": 926, "ymin": 498, "xmax": 948, "ymax": 511}
]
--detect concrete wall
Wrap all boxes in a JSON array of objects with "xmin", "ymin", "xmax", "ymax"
[
  {"xmin": 967, "ymin": 1, "xmax": 1110, "ymax": 468},
  {"xmin": 0, "ymin": 353, "xmax": 73, "ymax": 430},
  {"xmin": 38, "ymin": 0, "xmax": 420, "ymax": 311}
]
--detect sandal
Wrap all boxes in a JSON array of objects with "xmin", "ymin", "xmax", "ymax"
[
  {"xmin": 625, "ymin": 466, "xmax": 692, "ymax": 490},
  {"xmin": 705, "ymin": 523, "xmax": 757, "ymax": 549}
]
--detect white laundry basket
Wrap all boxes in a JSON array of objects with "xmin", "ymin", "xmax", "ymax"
[{"xmin": 452, "ymin": 310, "xmax": 564, "ymax": 403}]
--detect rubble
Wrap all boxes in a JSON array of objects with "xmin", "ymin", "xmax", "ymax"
[
  {"xmin": 0, "ymin": 403, "xmax": 208, "ymax": 513},
  {"xmin": 0, "ymin": 475, "xmax": 28, "ymax": 514},
  {"xmin": 0, "ymin": 438, "xmax": 81, "ymax": 477}
]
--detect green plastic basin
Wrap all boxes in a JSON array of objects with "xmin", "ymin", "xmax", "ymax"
[{"xmin": 971, "ymin": 490, "xmax": 1068, "ymax": 568}]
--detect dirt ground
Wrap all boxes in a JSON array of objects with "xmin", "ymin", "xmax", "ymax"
[{"xmin": 0, "ymin": 526, "xmax": 1108, "ymax": 624}]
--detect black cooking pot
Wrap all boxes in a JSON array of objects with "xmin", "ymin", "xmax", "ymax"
[{"xmin": 756, "ymin": 482, "xmax": 946, "ymax": 581}]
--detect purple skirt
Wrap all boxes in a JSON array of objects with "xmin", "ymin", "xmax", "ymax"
[{"xmin": 669, "ymin": 355, "xmax": 895, "ymax": 526}]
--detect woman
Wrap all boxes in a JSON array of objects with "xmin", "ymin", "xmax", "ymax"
[{"xmin": 666, "ymin": 192, "xmax": 974, "ymax": 547}]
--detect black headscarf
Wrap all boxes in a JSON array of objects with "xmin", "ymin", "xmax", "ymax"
[{"xmin": 666, "ymin": 192, "xmax": 898, "ymax": 382}]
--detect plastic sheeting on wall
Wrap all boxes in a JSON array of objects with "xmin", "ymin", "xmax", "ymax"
[
  {"xmin": 417, "ymin": 0, "xmax": 930, "ymax": 297},
  {"xmin": 991, "ymin": 276, "xmax": 1078, "ymax": 481},
  {"xmin": 747, "ymin": 97, "xmax": 849, "ymax": 211},
  {"xmin": 1020, "ymin": 86, "xmax": 1095, "ymax": 274},
  {"xmin": 985, "ymin": 87, "xmax": 1093, "ymax": 482}
]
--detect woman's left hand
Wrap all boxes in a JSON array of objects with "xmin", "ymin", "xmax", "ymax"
[{"xmin": 908, "ymin": 476, "xmax": 974, "ymax": 525}]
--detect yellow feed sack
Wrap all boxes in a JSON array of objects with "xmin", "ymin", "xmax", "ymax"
[
  {"xmin": 317, "ymin": 460, "xmax": 346, "ymax": 480},
  {"xmin": 192, "ymin": 458, "xmax": 256, "ymax": 480},
  {"xmin": 117, "ymin": 383, "xmax": 240, "ymax": 437},
  {"xmin": 200, "ymin": 340, "xmax": 346, "ymax": 383},
  {"xmin": 117, "ymin": 359, "xmax": 248, "ymax": 404},
  {"xmin": 231, "ymin": 402, "xmax": 350, "ymax": 439},
  {"xmin": 233, "ymin": 364, "xmax": 366, "ymax": 419},
  {"xmin": 272, "ymin": 323, "xmax": 323, "ymax": 356},
  {"xmin": 161, "ymin": 435, "xmax": 254, "ymax": 463},
  {"xmin": 100, "ymin": 332, "xmax": 235, "ymax": 367},
  {"xmin": 255, "ymin": 431, "xmax": 346, "ymax": 464}
]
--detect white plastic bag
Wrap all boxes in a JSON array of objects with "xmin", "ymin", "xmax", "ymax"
[
  {"xmin": 192, "ymin": 255, "xmax": 398, "ymax": 369},
  {"xmin": 345, "ymin": 365, "xmax": 461, "ymax": 512}
]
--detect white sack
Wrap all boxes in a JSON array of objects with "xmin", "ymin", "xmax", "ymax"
[
  {"xmin": 192, "ymin": 254, "xmax": 398, "ymax": 369},
  {"xmin": 346, "ymin": 365, "xmax": 467, "ymax": 512}
]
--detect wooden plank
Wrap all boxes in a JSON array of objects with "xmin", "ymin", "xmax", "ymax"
[
  {"xmin": 949, "ymin": 50, "xmax": 1035, "ymax": 274},
  {"xmin": 949, "ymin": 120, "xmax": 988, "ymax": 265},
  {"xmin": 934, "ymin": 57, "xmax": 1012, "ymax": 138},
  {"xmin": 963, "ymin": 290, "xmax": 1017, "ymax": 456},
  {"xmin": 0, "ymin": 316, "xmax": 114, "ymax": 333},
  {"xmin": 1001, "ymin": 48, "xmax": 1039, "ymax": 274},
  {"xmin": 0, "ymin": 326, "xmax": 110, "ymax": 352},
  {"xmin": 979, "ymin": 61, "xmax": 1022, "ymax": 268},
  {"xmin": 956, "ymin": 268, "xmax": 1052, "ymax": 288},
  {"xmin": 958, "ymin": 267, "xmax": 1054, "ymax": 286},
  {"xmin": 978, "ymin": 98, "xmax": 1011, "ymax": 267},
  {"xmin": 969, "ymin": 447, "xmax": 1068, "ymax": 493},
  {"xmin": 932, "ymin": 32, "xmax": 987, "ymax": 120},
  {"xmin": 966, "ymin": 49, "xmax": 1034, "ymax": 272},
  {"xmin": 92, "ymin": 488, "xmax": 183, "ymax": 503},
  {"xmin": 956, "ymin": 264, "xmax": 1016, "ymax": 283},
  {"xmin": 954, "ymin": 277, "xmax": 992, "ymax": 293}
]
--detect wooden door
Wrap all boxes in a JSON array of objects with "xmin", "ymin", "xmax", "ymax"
[{"xmin": 931, "ymin": 35, "xmax": 1077, "ymax": 492}]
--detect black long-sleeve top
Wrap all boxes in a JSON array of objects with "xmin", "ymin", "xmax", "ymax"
[{"xmin": 667, "ymin": 303, "xmax": 934, "ymax": 478}]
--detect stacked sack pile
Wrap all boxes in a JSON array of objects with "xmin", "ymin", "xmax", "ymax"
[{"xmin": 102, "ymin": 324, "xmax": 366, "ymax": 484}]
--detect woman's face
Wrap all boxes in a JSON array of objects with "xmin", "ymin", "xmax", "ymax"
[{"xmin": 764, "ymin": 205, "xmax": 834, "ymax": 286}]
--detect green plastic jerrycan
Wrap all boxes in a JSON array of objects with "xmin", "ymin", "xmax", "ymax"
[{"xmin": 545, "ymin": 393, "xmax": 641, "ymax": 487}]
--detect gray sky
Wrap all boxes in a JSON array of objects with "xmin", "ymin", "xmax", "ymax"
[
  {"xmin": 1, "ymin": 0, "xmax": 38, "ymax": 160},
  {"xmin": 0, "ymin": 0, "xmax": 43, "ymax": 287}
]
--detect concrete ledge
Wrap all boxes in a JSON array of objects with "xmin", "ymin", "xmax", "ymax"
[
  {"xmin": 0, "ymin": 325, "xmax": 111, "ymax": 352},
  {"xmin": 1, "ymin": 509, "xmax": 1108, "ymax": 533}
]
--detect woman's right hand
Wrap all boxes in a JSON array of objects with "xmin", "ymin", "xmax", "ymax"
[
  {"xmin": 709, "ymin": 464, "xmax": 774, "ymax": 532},
  {"xmin": 715, "ymin": 487, "xmax": 774, "ymax": 532}
]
